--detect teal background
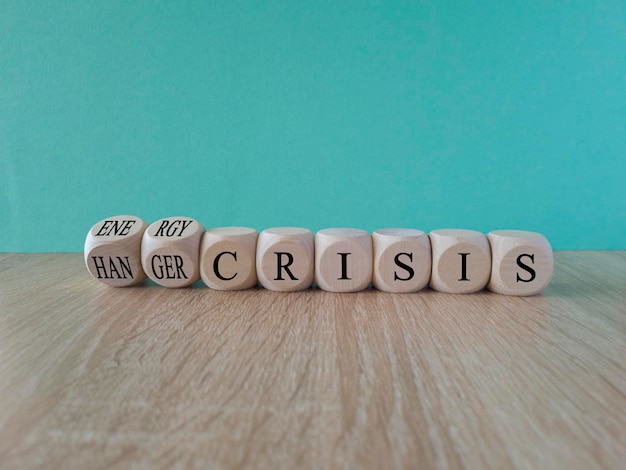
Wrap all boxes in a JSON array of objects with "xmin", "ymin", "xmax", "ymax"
[{"xmin": 1, "ymin": 1, "xmax": 625, "ymax": 252}]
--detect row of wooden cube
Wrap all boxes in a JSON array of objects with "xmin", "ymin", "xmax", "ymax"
[{"xmin": 84, "ymin": 215, "xmax": 554, "ymax": 296}]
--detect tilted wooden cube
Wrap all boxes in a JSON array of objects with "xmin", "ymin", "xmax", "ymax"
[
  {"xmin": 315, "ymin": 228, "xmax": 372, "ymax": 293},
  {"xmin": 429, "ymin": 229, "xmax": 491, "ymax": 294},
  {"xmin": 200, "ymin": 227, "xmax": 258, "ymax": 290},
  {"xmin": 372, "ymin": 228, "xmax": 431, "ymax": 293},
  {"xmin": 487, "ymin": 230, "xmax": 554, "ymax": 296},
  {"xmin": 141, "ymin": 216, "xmax": 204, "ymax": 288},
  {"xmin": 84, "ymin": 215, "xmax": 149, "ymax": 287},
  {"xmin": 256, "ymin": 227, "xmax": 315, "ymax": 292}
]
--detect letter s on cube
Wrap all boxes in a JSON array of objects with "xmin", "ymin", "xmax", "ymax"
[
  {"xmin": 487, "ymin": 230, "xmax": 553, "ymax": 296},
  {"xmin": 373, "ymin": 228, "xmax": 431, "ymax": 293}
]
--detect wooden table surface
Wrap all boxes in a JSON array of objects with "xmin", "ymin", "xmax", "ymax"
[{"xmin": 0, "ymin": 252, "xmax": 624, "ymax": 469}]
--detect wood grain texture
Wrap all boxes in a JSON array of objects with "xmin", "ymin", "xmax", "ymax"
[{"xmin": 0, "ymin": 252, "xmax": 625, "ymax": 469}]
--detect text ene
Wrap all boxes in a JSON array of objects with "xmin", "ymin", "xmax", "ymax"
[{"xmin": 95, "ymin": 220, "xmax": 136, "ymax": 237}]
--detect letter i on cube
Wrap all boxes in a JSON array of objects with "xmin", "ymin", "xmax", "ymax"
[
  {"xmin": 315, "ymin": 228, "xmax": 372, "ymax": 292},
  {"xmin": 429, "ymin": 229, "xmax": 491, "ymax": 294},
  {"xmin": 84, "ymin": 215, "xmax": 148, "ymax": 286},
  {"xmin": 141, "ymin": 217, "xmax": 205, "ymax": 288}
]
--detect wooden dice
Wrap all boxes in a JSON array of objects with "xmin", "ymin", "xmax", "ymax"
[
  {"xmin": 87, "ymin": 216, "xmax": 555, "ymax": 296},
  {"xmin": 141, "ymin": 217, "xmax": 205, "ymax": 288},
  {"xmin": 429, "ymin": 229, "xmax": 491, "ymax": 294},
  {"xmin": 84, "ymin": 215, "xmax": 148, "ymax": 286},
  {"xmin": 315, "ymin": 228, "xmax": 372, "ymax": 292},
  {"xmin": 256, "ymin": 227, "xmax": 315, "ymax": 291},
  {"xmin": 372, "ymin": 228, "xmax": 431, "ymax": 293},
  {"xmin": 200, "ymin": 227, "xmax": 258, "ymax": 290},
  {"xmin": 487, "ymin": 230, "xmax": 553, "ymax": 296}
]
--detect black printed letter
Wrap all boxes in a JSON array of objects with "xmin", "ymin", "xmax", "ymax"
[
  {"xmin": 393, "ymin": 253, "xmax": 415, "ymax": 281},
  {"xmin": 275, "ymin": 252, "xmax": 298, "ymax": 281},
  {"xmin": 214, "ymin": 251, "xmax": 237, "ymax": 281},
  {"xmin": 338, "ymin": 253, "xmax": 351, "ymax": 280},
  {"xmin": 458, "ymin": 253, "xmax": 470, "ymax": 281},
  {"xmin": 516, "ymin": 254, "xmax": 536, "ymax": 282}
]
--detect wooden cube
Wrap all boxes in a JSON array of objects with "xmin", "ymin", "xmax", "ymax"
[
  {"xmin": 256, "ymin": 227, "xmax": 314, "ymax": 291},
  {"xmin": 315, "ymin": 228, "xmax": 372, "ymax": 292},
  {"xmin": 487, "ymin": 230, "xmax": 554, "ymax": 296},
  {"xmin": 141, "ymin": 216, "xmax": 204, "ymax": 288},
  {"xmin": 372, "ymin": 228, "xmax": 431, "ymax": 293},
  {"xmin": 429, "ymin": 229, "xmax": 491, "ymax": 294},
  {"xmin": 200, "ymin": 227, "xmax": 258, "ymax": 290},
  {"xmin": 84, "ymin": 215, "xmax": 148, "ymax": 287}
]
